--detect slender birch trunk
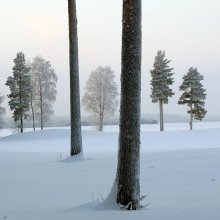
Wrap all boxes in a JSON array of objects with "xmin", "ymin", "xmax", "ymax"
[
  {"xmin": 30, "ymin": 92, "xmax": 35, "ymax": 131},
  {"xmin": 40, "ymin": 87, "xmax": 43, "ymax": 130}
]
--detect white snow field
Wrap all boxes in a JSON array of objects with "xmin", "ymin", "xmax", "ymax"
[{"xmin": 0, "ymin": 122, "xmax": 220, "ymax": 220}]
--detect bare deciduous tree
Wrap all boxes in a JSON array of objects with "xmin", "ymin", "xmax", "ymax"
[
  {"xmin": 82, "ymin": 66, "xmax": 118, "ymax": 131},
  {"xmin": 30, "ymin": 56, "xmax": 57, "ymax": 130}
]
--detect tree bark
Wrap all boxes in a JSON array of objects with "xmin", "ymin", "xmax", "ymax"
[
  {"xmin": 39, "ymin": 86, "xmax": 43, "ymax": 131},
  {"xmin": 30, "ymin": 92, "xmax": 35, "ymax": 131},
  {"xmin": 20, "ymin": 115, "xmax": 23, "ymax": 133},
  {"xmin": 19, "ymin": 77, "xmax": 23, "ymax": 133},
  {"xmin": 159, "ymin": 100, "xmax": 164, "ymax": 131},
  {"xmin": 116, "ymin": 0, "xmax": 142, "ymax": 210},
  {"xmin": 68, "ymin": 0, "xmax": 83, "ymax": 156},
  {"xmin": 99, "ymin": 110, "xmax": 104, "ymax": 131},
  {"xmin": 190, "ymin": 102, "xmax": 193, "ymax": 130}
]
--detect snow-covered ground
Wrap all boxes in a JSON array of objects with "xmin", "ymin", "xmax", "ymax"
[{"xmin": 0, "ymin": 122, "xmax": 220, "ymax": 220}]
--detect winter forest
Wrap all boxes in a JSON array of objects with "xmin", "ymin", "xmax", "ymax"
[{"xmin": 0, "ymin": 0, "xmax": 220, "ymax": 220}]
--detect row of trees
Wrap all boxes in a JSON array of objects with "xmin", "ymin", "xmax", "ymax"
[
  {"xmin": 81, "ymin": 51, "xmax": 207, "ymax": 132},
  {"xmin": 5, "ymin": 52, "xmax": 57, "ymax": 132},
  {"xmin": 150, "ymin": 50, "xmax": 207, "ymax": 131},
  {"xmin": 0, "ymin": 0, "xmax": 207, "ymax": 210}
]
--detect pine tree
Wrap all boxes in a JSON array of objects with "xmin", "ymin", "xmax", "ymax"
[
  {"xmin": 178, "ymin": 67, "xmax": 207, "ymax": 130},
  {"xmin": 68, "ymin": 0, "xmax": 83, "ymax": 156},
  {"xmin": 5, "ymin": 52, "xmax": 31, "ymax": 133},
  {"xmin": 82, "ymin": 66, "xmax": 118, "ymax": 131},
  {"xmin": 150, "ymin": 50, "xmax": 174, "ymax": 131},
  {"xmin": 30, "ymin": 56, "xmax": 57, "ymax": 130},
  {"xmin": 115, "ymin": 0, "xmax": 142, "ymax": 210}
]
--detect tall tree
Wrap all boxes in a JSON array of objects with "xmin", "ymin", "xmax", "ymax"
[
  {"xmin": 68, "ymin": 0, "xmax": 82, "ymax": 156},
  {"xmin": 115, "ymin": 0, "xmax": 142, "ymax": 210},
  {"xmin": 30, "ymin": 56, "xmax": 57, "ymax": 130},
  {"xmin": 29, "ymin": 84, "xmax": 36, "ymax": 131},
  {"xmin": 0, "ymin": 95, "xmax": 5, "ymax": 128},
  {"xmin": 82, "ymin": 66, "xmax": 118, "ymax": 131},
  {"xmin": 150, "ymin": 50, "xmax": 174, "ymax": 131},
  {"xmin": 26, "ymin": 61, "xmax": 36, "ymax": 131},
  {"xmin": 5, "ymin": 52, "xmax": 31, "ymax": 133},
  {"xmin": 178, "ymin": 67, "xmax": 207, "ymax": 130}
]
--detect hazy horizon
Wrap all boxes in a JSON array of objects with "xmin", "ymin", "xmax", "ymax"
[{"xmin": 1, "ymin": 0, "xmax": 220, "ymax": 118}]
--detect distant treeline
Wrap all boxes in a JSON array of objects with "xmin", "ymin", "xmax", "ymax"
[{"xmin": 1, "ymin": 115, "xmax": 158, "ymax": 129}]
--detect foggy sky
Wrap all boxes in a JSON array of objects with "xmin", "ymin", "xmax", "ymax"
[{"xmin": 0, "ymin": 0, "xmax": 220, "ymax": 118}]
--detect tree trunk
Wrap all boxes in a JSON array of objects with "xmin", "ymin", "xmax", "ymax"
[
  {"xmin": 68, "ymin": 0, "xmax": 83, "ymax": 156},
  {"xmin": 40, "ymin": 90, "xmax": 43, "ymax": 130},
  {"xmin": 32, "ymin": 106, "xmax": 35, "ymax": 131},
  {"xmin": 159, "ymin": 100, "xmax": 164, "ymax": 131},
  {"xmin": 30, "ymin": 92, "xmax": 35, "ymax": 131},
  {"xmin": 190, "ymin": 102, "xmax": 193, "ymax": 130},
  {"xmin": 99, "ymin": 111, "xmax": 104, "ymax": 131},
  {"xmin": 20, "ymin": 115, "xmax": 23, "ymax": 133},
  {"xmin": 99, "ymin": 117, "xmax": 103, "ymax": 131},
  {"xmin": 19, "ymin": 77, "xmax": 23, "ymax": 133},
  {"xmin": 38, "ymin": 75, "xmax": 44, "ymax": 131},
  {"xmin": 116, "ymin": 0, "xmax": 142, "ymax": 210}
]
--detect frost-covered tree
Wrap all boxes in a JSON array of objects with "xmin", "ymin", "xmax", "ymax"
[
  {"xmin": 82, "ymin": 66, "xmax": 118, "ymax": 131},
  {"xmin": 150, "ymin": 50, "xmax": 174, "ymax": 131},
  {"xmin": 5, "ymin": 52, "xmax": 31, "ymax": 133},
  {"xmin": 112, "ymin": 0, "xmax": 142, "ymax": 210},
  {"xmin": 29, "ymin": 75, "xmax": 36, "ymax": 131},
  {"xmin": 0, "ymin": 95, "xmax": 6, "ymax": 128},
  {"xmin": 25, "ymin": 61, "xmax": 36, "ymax": 131},
  {"xmin": 178, "ymin": 67, "xmax": 207, "ymax": 130},
  {"xmin": 30, "ymin": 56, "xmax": 57, "ymax": 130},
  {"xmin": 68, "ymin": 0, "xmax": 83, "ymax": 156}
]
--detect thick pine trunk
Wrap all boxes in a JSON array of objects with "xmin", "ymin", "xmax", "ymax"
[
  {"xmin": 116, "ymin": 0, "xmax": 142, "ymax": 210},
  {"xmin": 159, "ymin": 100, "xmax": 164, "ymax": 131},
  {"xmin": 68, "ymin": 0, "xmax": 83, "ymax": 156}
]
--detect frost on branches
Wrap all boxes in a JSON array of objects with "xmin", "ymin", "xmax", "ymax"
[
  {"xmin": 82, "ymin": 66, "xmax": 118, "ymax": 131},
  {"xmin": 5, "ymin": 52, "xmax": 31, "ymax": 133},
  {"xmin": 30, "ymin": 56, "xmax": 57, "ymax": 130},
  {"xmin": 178, "ymin": 67, "xmax": 207, "ymax": 130},
  {"xmin": 150, "ymin": 50, "xmax": 174, "ymax": 131}
]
